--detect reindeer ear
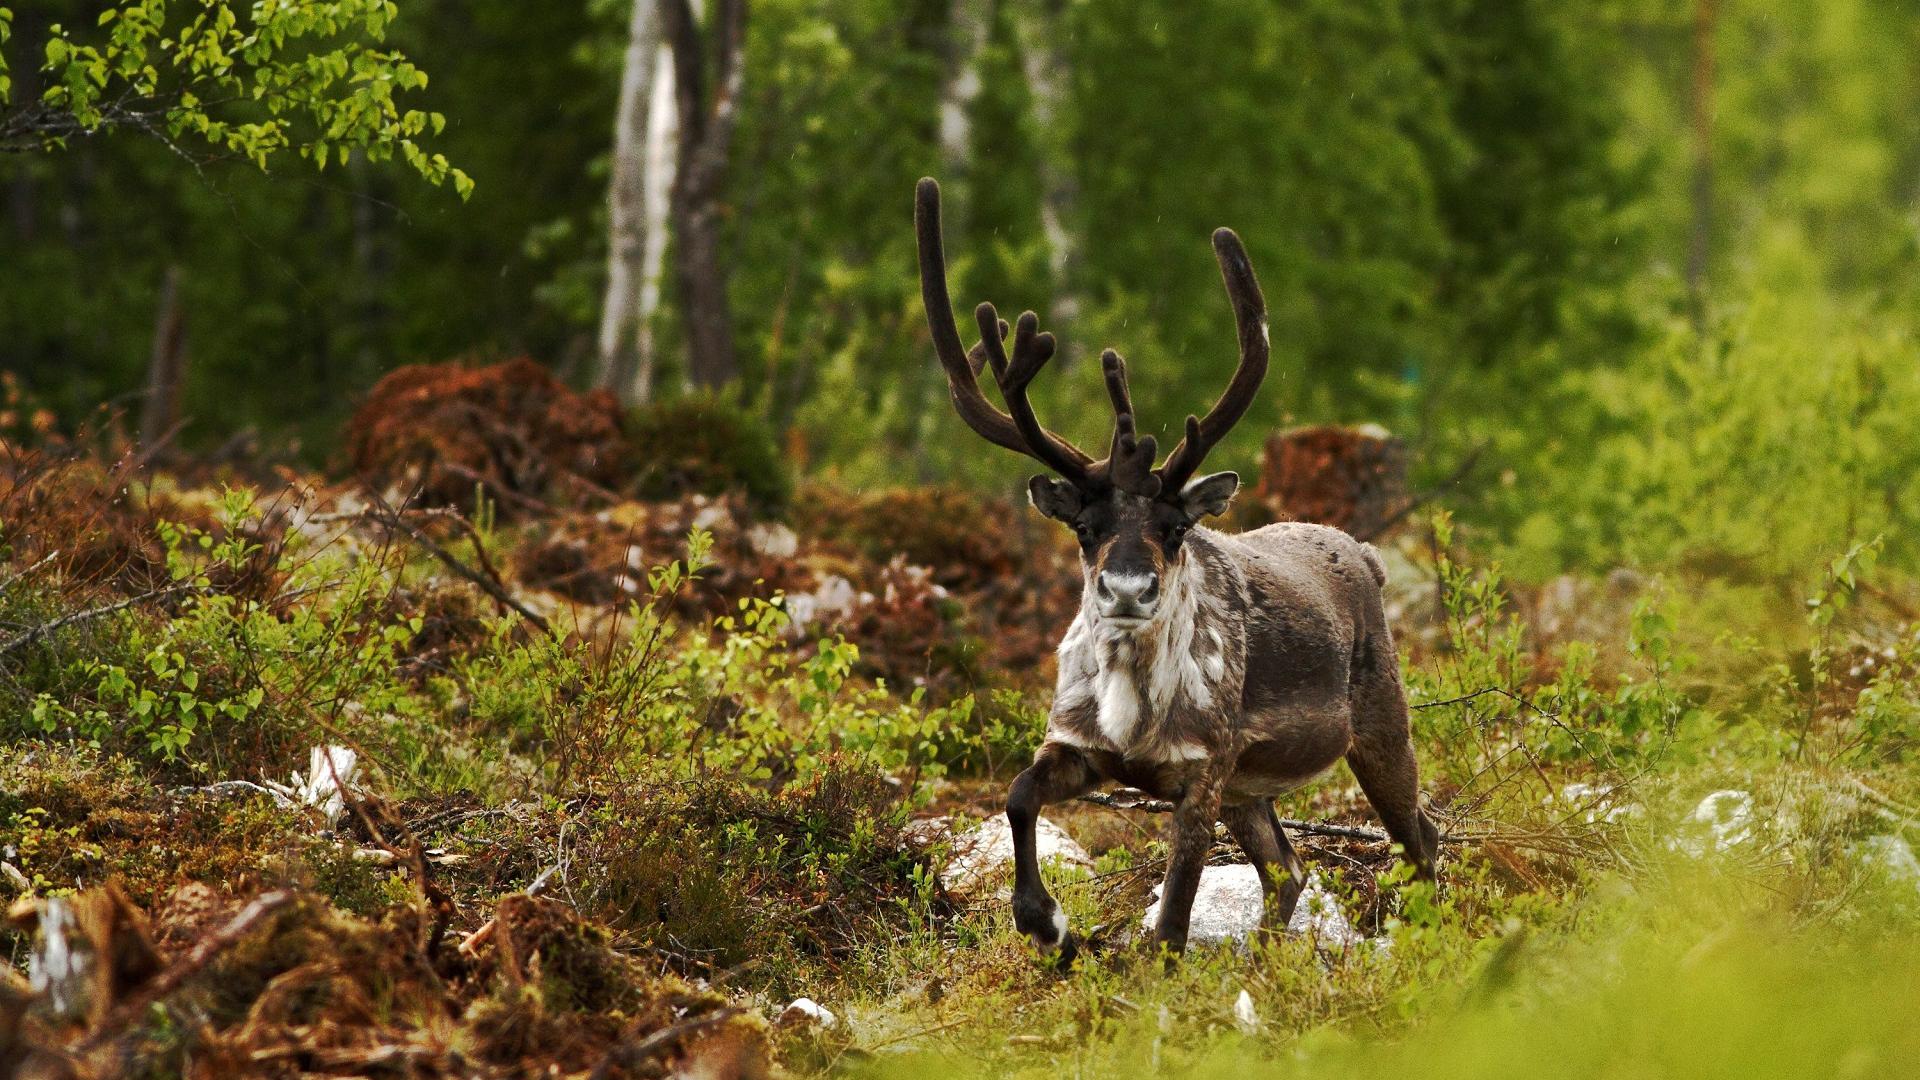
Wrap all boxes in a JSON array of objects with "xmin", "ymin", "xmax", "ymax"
[
  {"xmin": 1175, "ymin": 471, "xmax": 1239, "ymax": 520},
  {"xmin": 1028, "ymin": 475, "xmax": 1085, "ymax": 523}
]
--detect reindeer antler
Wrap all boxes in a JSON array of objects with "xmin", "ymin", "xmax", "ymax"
[
  {"xmin": 916, "ymin": 178, "xmax": 1096, "ymax": 478},
  {"xmin": 918, "ymin": 178, "xmax": 1267, "ymax": 498},
  {"xmin": 1099, "ymin": 351, "xmax": 1161, "ymax": 498},
  {"xmin": 1154, "ymin": 227, "xmax": 1270, "ymax": 494}
]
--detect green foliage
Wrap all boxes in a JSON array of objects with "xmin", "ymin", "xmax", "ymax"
[
  {"xmin": 624, "ymin": 395, "xmax": 793, "ymax": 508},
  {"xmin": 1408, "ymin": 513, "xmax": 1715, "ymax": 810},
  {"xmin": 459, "ymin": 536, "xmax": 983, "ymax": 791},
  {"xmin": 1, "ymin": 1, "xmax": 601, "ymax": 448},
  {"xmin": 1, "ymin": 489, "xmax": 435, "ymax": 778},
  {"xmin": 1489, "ymin": 294, "xmax": 1920, "ymax": 587},
  {"xmin": 8, "ymin": 0, "xmax": 468, "ymax": 193}
]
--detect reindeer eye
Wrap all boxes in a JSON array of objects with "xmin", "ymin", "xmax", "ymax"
[{"xmin": 1073, "ymin": 521, "xmax": 1092, "ymax": 539}]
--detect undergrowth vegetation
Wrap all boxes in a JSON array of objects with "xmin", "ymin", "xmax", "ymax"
[{"xmin": 1, "ymin": 427, "xmax": 1916, "ymax": 1076}]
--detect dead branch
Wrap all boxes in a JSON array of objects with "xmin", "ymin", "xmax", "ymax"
[
  {"xmin": 458, "ymin": 865, "xmax": 560, "ymax": 957},
  {"xmin": 1349, "ymin": 442, "xmax": 1488, "ymax": 542},
  {"xmin": 359, "ymin": 495, "xmax": 552, "ymax": 635},
  {"xmin": 73, "ymin": 890, "xmax": 295, "ymax": 1056},
  {"xmin": 0, "ymin": 580, "xmax": 199, "ymax": 658},
  {"xmin": 0, "ymin": 551, "xmax": 60, "ymax": 594},
  {"xmin": 588, "ymin": 1007, "xmax": 745, "ymax": 1080},
  {"xmin": 1413, "ymin": 685, "xmax": 1558, "ymax": 717},
  {"xmin": 1076, "ymin": 789, "xmax": 1470, "ymax": 844}
]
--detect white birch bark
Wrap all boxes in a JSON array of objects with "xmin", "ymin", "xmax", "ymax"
[
  {"xmin": 632, "ymin": 43, "xmax": 678, "ymax": 402},
  {"xmin": 1015, "ymin": 0, "xmax": 1079, "ymax": 331},
  {"xmin": 939, "ymin": 0, "xmax": 994, "ymax": 181},
  {"xmin": 596, "ymin": 0, "xmax": 662, "ymax": 402}
]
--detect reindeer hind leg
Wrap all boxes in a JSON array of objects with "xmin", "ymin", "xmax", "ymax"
[{"xmin": 1345, "ymin": 669, "xmax": 1439, "ymax": 881}]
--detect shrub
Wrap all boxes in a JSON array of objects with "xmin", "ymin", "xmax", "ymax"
[{"xmin": 624, "ymin": 395, "xmax": 792, "ymax": 509}]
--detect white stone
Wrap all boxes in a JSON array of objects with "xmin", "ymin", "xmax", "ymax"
[
  {"xmin": 779, "ymin": 997, "xmax": 840, "ymax": 1030},
  {"xmin": 690, "ymin": 501, "xmax": 734, "ymax": 533},
  {"xmin": 1855, "ymin": 834, "xmax": 1920, "ymax": 889},
  {"xmin": 1673, "ymin": 790, "xmax": 1755, "ymax": 855},
  {"xmin": 1289, "ymin": 873, "xmax": 1362, "ymax": 946},
  {"xmin": 746, "ymin": 522, "xmax": 799, "ymax": 559},
  {"xmin": 905, "ymin": 814, "xmax": 1092, "ymax": 897},
  {"xmin": 1232, "ymin": 989, "xmax": 1260, "ymax": 1035},
  {"xmin": 1141, "ymin": 864, "xmax": 1361, "ymax": 948},
  {"xmin": 785, "ymin": 575, "xmax": 867, "ymax": 636}
]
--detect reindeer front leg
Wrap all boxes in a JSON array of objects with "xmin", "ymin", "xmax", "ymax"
[
  {"xmin": 1007, "ymin": 742, "xmax": 1097, "ymax": 964},
  {"xmin": 1152, "ymin": 767, "xmax": 1229, "ymax": 957}
]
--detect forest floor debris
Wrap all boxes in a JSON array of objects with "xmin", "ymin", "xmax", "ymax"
[{"xmin": 3, "ymin": 881, "xmax": 765, "ymax": 1080}]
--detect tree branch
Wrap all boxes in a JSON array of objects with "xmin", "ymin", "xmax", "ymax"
[
  {"xmin": 359, "ymin": 496, "xmax": 552, "ymax": 636},
  {"xmin": 73, "ymin": 890, "xmax": 295, "ymax": 1056},
  {"xmin": 0, "ymin": 581, "xmax": 199, "ymax": 658},
  {"xmin": 1076, "ymin": 789, "xmax": 1467, "ymax": 844}
]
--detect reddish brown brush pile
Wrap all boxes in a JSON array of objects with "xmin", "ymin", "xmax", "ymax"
[
  {"xmin": 0, "ymin": 448, "xmax": 305, "ymax": 611},
  {"xmin": 502, "ymin": 485, "xmax": 1081, "ymax": 693},
  {"xmin": 346, "ymin": 359, "xmax": 628, "ymax": 515},
  {"xmin": 790, "ymin": 486, "xmax": 1035, "ymax": 593},
  {"xmin": 3, "ymin": 883, "xmax": 765, "ymax": 1080},
  {"xmin": 1253, "ymin": 424, "xmax": 1409, "ymax": 539}
]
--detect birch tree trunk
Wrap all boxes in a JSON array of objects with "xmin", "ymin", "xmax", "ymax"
[
  {"xmin": 938, "ymin": 0, "xmax": 994, "ymax": 182},
  {"xmin": 633, "ymin": 46, "xmax": 679, "ymax": 401},
  {"xmin": 596, "ymin": 0, "xmax": 662, "ymax": 403},
  {"xmin": 663, "ymin": 0, "xmax": 747, "ymax": 390},
  {"xmin": 1015, "ymin": 0, "xmax": 1080, "ymax": 335}
]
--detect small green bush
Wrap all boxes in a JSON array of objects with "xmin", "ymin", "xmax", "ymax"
[{"xmin": 624, "ymin": 396, "xmax": 793, "ymax": 509}]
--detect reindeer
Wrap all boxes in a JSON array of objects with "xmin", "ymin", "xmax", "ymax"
[{"xmin": 914, "ymin": 178, "xmax": 1439, "ymax": 962}]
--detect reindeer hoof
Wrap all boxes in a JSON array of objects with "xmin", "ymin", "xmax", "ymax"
[{"xmin": 1042, "ymin": 931, "xmax": 1080, "ymax": 972}]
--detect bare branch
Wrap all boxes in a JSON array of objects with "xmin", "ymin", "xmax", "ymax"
[
  {"xmin": 0, "ymin": 580, "xmax": 199, "ymax": 659},
  {"xmin": 358, "ymin": 495, "xmax": 552, "ymax": 635},
  {"xmin": 73, "ymin": 890, "xmax": 295, "ymax": 1056},
  {"xmin": 1076, "ymin": 789, "xmax": 1468, "ymax": 845}
]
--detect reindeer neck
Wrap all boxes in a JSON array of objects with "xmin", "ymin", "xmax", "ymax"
[{"xmin": 1082, "ymin": 554, "xmax": 1216, "ymax": 749}]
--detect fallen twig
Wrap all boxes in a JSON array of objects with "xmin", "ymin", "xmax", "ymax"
[
  {"xmin": 1077, "ymin": 789, "xmax": 1474, "ymax": 845},
  {"xmin": 587, "ymin": 1007, "xmax": 745, "ymax": 1079},
  {"xmin": 73, "ymin": 889, "xmax": 295, "ymax": 1056},
  {"xmin": 168, "ymin": 779, "xmax": 292, "ymax": 806},
  {"xmin": 457, "ymin": 864, "xmax": 559, "ymax": 956},
  {"xmin": 359, "ymin": 495, "xmax": 552, "ymax": 634},
  {"xmin": 0, "ymin": 550, "xmax": 59, "ymax": 594},
  {"xmin": 1846, "ymin": 777, "xmax": 1919, "ymax": 823},
  {"xmin": 0, "ymin": 580, "xmax": 199, "ymax": 658}
]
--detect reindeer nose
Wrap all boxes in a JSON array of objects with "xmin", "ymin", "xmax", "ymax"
[{"xmin": 1098, "ymin": 571, "xmax": 1160, "ymax": 614}]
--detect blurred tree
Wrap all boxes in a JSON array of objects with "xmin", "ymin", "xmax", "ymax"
[
  {"xmin": 0, "ymin": 0, "xmax": 607, "ymax": 450},
  {"xmin": 662, "ymin": 0, "xmax": 747, "ymax": 389},
  {"xmin": 597, "ymin": 0, "xmax": 665, "ymax": 404},
  {"xmin": 1687, "ymin": 0, "xmax": 1715, "ymax": 332}
]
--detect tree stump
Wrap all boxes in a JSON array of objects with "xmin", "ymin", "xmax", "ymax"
[{"xmin": 1254, "ymin": 424, "xmax": 1408, "ymax": 539}]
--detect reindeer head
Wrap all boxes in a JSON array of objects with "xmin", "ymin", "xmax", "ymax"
[{"xmin": 915, "ymin": 178, "xmax": 1269, "ymax": 627}]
